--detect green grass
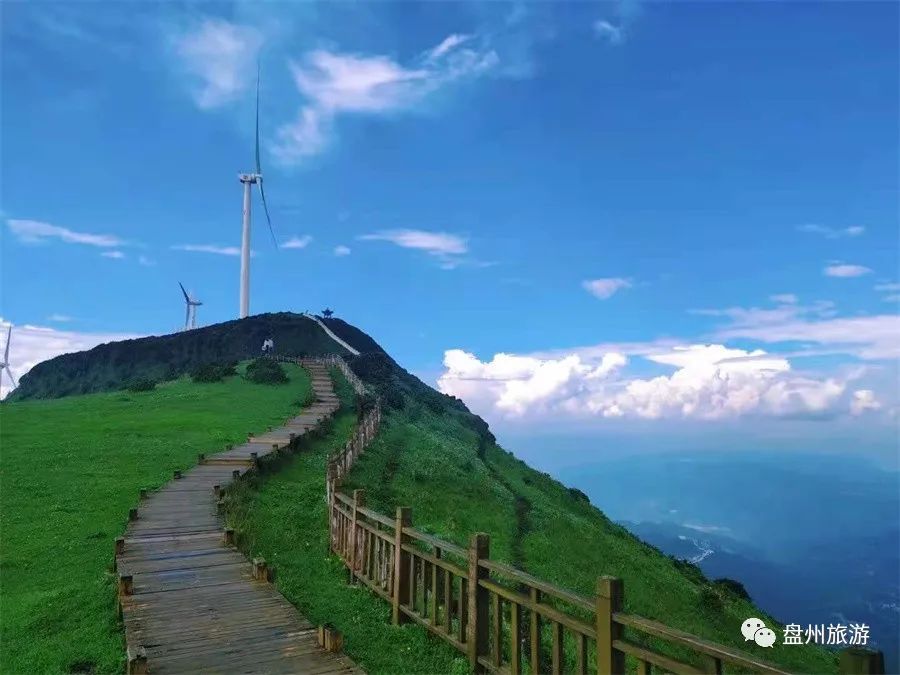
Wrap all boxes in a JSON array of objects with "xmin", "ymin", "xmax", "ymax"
[
  {"xmin": 221, "ymin": 372, "xmax": 468, "ymax": 675},
  {"xmin": 339, "ymin": 405, "xmax": 840, "ymax": 675},
  {"xmin": 0, "ymin": 364, "xmax": 311, "ymax": 674}
]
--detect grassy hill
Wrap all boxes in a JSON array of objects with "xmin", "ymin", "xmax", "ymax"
[
  {"xmin": 0, "ymin": 363, "xmax": 311, "ymax": 673},
  {"xmin": 10, "ymin": 312, "xmax": 351, "ymax": 401},
  {"xmin": 2, "ymin": 314, "xmax": 838, "ymax": 673}
]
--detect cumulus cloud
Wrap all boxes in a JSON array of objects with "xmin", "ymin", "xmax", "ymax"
[
  {"xmin": 438, "ymin": 344, "xmax": 856, "ymax": 421},
  {"xmin": 7, "ymin": 219, "xmax": 125, "ymax": 248},
  {"xmin": 101, "ymin": 250, "xmax": 125, "ymax": 259},
  {"xmin": 0, "ymin": 319, "xmax": 141, "ymax": 399},
  {"xmin": 824, "ymin": 263, "xmax": 872, "ymax": 278},
  {"xmin": 272, "ymin": 35, "xmax": 498, "ymax": 164},
  {"xmin": 282, "ymin": 235, "xmax": 312, "ymax": 249},
  {"xmin": 850, "ymin": 389, "xmax": 881, "ymax": 415},
  {"xmin": 583, "ymin": 278, "xmax": 631, "ymax": 299},
  {"xmin": 172, "ymin": 18, "xmax": 262, "ymax": 109},
  {"xmin": 798, "ymin": 224, "xmax": 865, "ymax": 239},
  {"xmin": 334, "ymin": 245, "xmax": 351, "ymax": 256}
]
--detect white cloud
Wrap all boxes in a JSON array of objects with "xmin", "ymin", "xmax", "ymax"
[
  {"xmin": 850, "ymin": 389, "xmax": 881, "ymax": 415},
  {"xmin": 272, "ymin": 107, "xmax": 331, "ymax": 162},
  {"xmin": 875, "ymin": 282, "xmax": 900, "ymax": 292},
  {"xmin": 138, "ymin": 255, "xmax": 155, "ymax": 267},
  {"xmin": 334, "ymin": 245, "xmax": 351, "ymax": 256},
  {"xmin": 101, "ymin": 250, "xmax": 125, "ymax": 259},
  {"xmin": 824, "ymin": 263, "xmax": 872, "ymax": 278},
  {"xmin": 437, "ymin": 343, "xmax": 856, "ymax": 421},
  {"xmin": 282, "ymin": 235, "xmax": 313, "ymax": 249},
  {"xmin": 593, "ymin": 20, "xmax": 623, "ymax": 44},
  {"xmin": 583, "ymin": 278, "xmax": 632, "ymax": 299},
  {"xmin": 7, "ymin": 219, "xmax": 125, "ymax": 248},
  {"xmin": 172, "ymin": 243, "xmax": 248, "ymax": 257},
  {"xmin": 359, "ymin": 229, "xmax": 468, "ymax": 267},
  {"xmin": 272, "ymin": 34, "xmax": 499, "ymax": 164},
  {"xmin": 0, "ymin": 319, "xmax": 141, "ymax": 399},
  {"xmin": 46, "ymin": 314, "xmax": 73, "ymax": 323},
  {"xmin": 769, "ymin": 293, "xmax": 798, "ymax": 304},
  {"xmin": 711, "ymin": 311, "xmax": 899, "ymax": 360},
  {"xmin": 427, "ymin": 34, "xmax": 473, "ymax": 61},
  {"xmin": 172, "ymin": 18, "xmax": 262, "ymax": 109},
  {"xmin": 798, "ymin": 224, "xmax": 865, "ymax": 239}
]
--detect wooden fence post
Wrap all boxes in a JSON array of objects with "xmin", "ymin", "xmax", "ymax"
[
  {"xmin": 597, "ymin": 576, "xmax": 625, "ymax": 675},
  {"xmin": 349, "ymin": 489, "xmax": 365, "ymax": 582},
  {"xmin": 467, "ymin": 533, "xmax": 490, "ymax": 673},
  {"xmin": 839, "ymin": 648, "xmax": 885, "ymax": 674},
  {"xmin": 392, "ymin": 506, "xmax": 412, "ymax": 625}
]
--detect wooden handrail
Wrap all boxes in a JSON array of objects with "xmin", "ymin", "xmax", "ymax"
[
  {"xmin": 479, "ymin": 558, "xmax": 595, "ymax": 613},
  {"xmin": 613, "ymin": 613, "xmax": 792, "ymax": 675}
]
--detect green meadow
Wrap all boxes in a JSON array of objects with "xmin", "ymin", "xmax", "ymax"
[{"xmin": 0, "ymin": 364, "xmax": 310, "ymax": 674}]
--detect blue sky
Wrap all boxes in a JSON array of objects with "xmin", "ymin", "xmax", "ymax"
[{"xmin": 1, "ymin": 1, "xmax": 898, "ymax": 456}]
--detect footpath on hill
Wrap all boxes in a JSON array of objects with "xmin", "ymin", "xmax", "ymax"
[{"xmin": 116, "ymin": 360, "xmax": 362, "ymax": 674}]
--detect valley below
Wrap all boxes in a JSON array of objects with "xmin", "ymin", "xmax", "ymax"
[{"xmin": 559, "ymin": 450, "xmax": 900, "ymax": 672}]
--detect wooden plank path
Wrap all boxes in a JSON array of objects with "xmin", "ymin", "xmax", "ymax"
[{"xmin": 116, "ymin": 361, "xmax": 362, "ymax": 674}]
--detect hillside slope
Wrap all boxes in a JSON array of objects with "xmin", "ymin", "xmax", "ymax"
[
  {"xmin": 9, "ymin": 314, "xmax": 837, "ymax": 672},
  {"xmin": 0, "ymin": 363, "xmax": 312, "ymax": 673}
]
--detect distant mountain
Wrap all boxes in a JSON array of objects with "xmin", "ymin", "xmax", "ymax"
[{"xmin": 610, "ymin": 461, "xmax": 900, "ymax": 674}]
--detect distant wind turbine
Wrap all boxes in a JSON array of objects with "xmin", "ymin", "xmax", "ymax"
[
  {"xmin": 238, "ymin": 64, "xmax": 277, "ymax": 319},
  {"xmin": 0, "ymin": 325, "xmax": 18, "ymax": 390},
  {"xmin": 179, "ymin": 282, "xmax": 203, "ymax": 331}
]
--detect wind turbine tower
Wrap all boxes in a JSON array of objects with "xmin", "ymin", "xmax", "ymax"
[
  {"xmin": 0, "ymin": 325, "xmax": 18, "ymax": 391},
  {"xmin": 238, "ymin": 66, "xmax": 277, "ymax": 319},
  {"xmin": 179, "ymin": 282, "xmax": 203, "ymax": 331}
]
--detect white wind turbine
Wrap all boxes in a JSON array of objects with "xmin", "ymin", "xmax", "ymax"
[
  {"xmin": 238, "ymin": 66, "xmax": 277, "ymax": 318},
  {"xmin": 0, "ymin": 325, "xmax": 17, "ymax": 391},
  {"xmin": 179, "ymin": 282, "xmax": 203, "ymax": 331}
]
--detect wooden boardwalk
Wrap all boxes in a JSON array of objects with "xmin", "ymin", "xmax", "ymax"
[{"xmin": 116, "ymin": 361, "xmax": 361, "ymax": 674}]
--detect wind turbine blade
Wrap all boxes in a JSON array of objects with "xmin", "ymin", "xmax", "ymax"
[
  {"xmin": 185, "ymin": 304, "xmax": 191, "ymax": 329},
  {"xmin": 257, "ymin": 180, "xmax": 277, "ymax": 247},
  {"xmin": 4, "ymin": 325, "xmax": 9, "ymax": 362},
  {"xmin": 179, "ymin": 282, "xmax": 190, "ymax": 303},
  {"xmin": 6, "ymin": 366, "xmax": 17, "ymax": 388},
  {"xmin": 255, "ymin": 62, "xmax": 261, "ymax": 175}
]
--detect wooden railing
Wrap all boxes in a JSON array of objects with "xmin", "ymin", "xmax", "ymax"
[
  {"xmin": 329, "ymin": 492, "xmax": 884, "ymax": 675},
  {"xmin": 326, "ymin": 402, "xmax": 381, "ymax": 505}
]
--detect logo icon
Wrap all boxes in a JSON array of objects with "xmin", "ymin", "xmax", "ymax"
[{"xmin": 742, "ymin": 618, "xmax": 776, "ymax": 647}]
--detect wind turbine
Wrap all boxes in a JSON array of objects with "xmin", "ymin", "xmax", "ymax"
[
  {"xmin": 238, "ymin": 66, "xmax": 277, "ymax": 319},
  {"xmin": 179, "ymin": 282, "xmax": 203, "ymax": 331},
  {"xmin": 0, "ymin": 325, "xmax": 17, "ymax": 391}
]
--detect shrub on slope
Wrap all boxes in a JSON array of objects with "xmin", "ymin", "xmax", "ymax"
[
  {"xmin": 244, "ymin": 358, "xmax": 288, "ymax": 384},
  {"xmin": 190, "ymin": 361, "xmax": 238, "ymax": 383}
]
